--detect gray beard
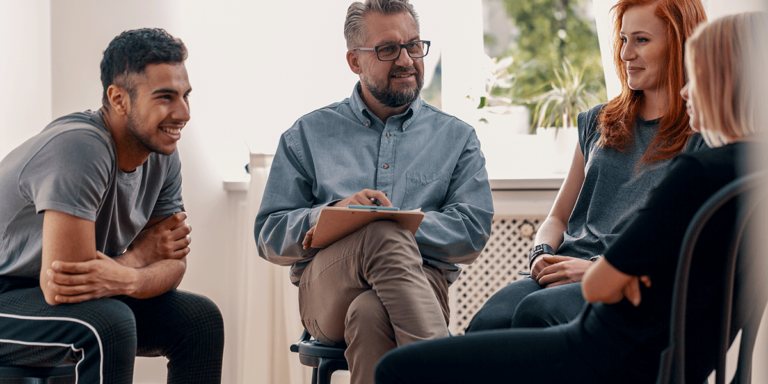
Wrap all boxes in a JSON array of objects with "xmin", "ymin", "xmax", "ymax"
[{"xmin": 364, "ymin": 71, "xmax": 424, "ymax": 108}]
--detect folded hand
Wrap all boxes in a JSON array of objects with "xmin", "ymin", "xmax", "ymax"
[
  {"xmin": 127, "ymin": 211, "xmax": 191, "ymax": 266},
  {"xmin": 47, "ymin": 252, "xmax": 138, "ymax": 303},
  {"xmin": 535, "ymin": 255, "xmax": 593, "ymax": 288}
]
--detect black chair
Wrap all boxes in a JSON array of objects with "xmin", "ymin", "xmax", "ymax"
[
  {"xmin": 290, "ymin": 329, "xmax": 348, "ymax": 384},
  {"xmin": 0, "ymin": 364, "xmax": 76, "ymax": 384},
  {"xmin": 657, "ymin": 172, "xmax": 768, "ymax": 384}
]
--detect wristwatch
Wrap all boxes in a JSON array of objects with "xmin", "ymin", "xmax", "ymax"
[{"xmin": 529, "ymin": 244, "xmax": 555, "ymax": 267}]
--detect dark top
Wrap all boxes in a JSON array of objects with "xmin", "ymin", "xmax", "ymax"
[
  {"xmin": 594, "ymin": 142, "xmax": 751, "ymax": 358},
  {"xmin": 558, "ymin": 104, "xmax": 707, "ymax": 259}
]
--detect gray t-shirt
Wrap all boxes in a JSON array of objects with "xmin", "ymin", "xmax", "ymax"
[
  {"xmin": 0, "ymin": 109, "xmax": 184, "ymax": 279},
  {"xmin": 556, "ymin": 104, "xmax": 707, "ymax": 259}
]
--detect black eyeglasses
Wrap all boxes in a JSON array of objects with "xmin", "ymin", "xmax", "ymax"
[{"xmin": 353, "ymin": 40, "xmax": 431, "ymax": 62}]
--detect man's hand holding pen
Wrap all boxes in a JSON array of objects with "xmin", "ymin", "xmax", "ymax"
[
  {"xmin": 331, "ymin": 189, "xmax": 392, "ymax": 208},
  {"xmin": 302, "ymin": 189, "xmax": 392, "ymax": 249}
]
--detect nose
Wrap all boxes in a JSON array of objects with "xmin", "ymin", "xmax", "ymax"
[
  {"xmin": 174, "ymin": 97, "xmax": 191, "ymax": 122},
  {"xmin": 395, "ymin": 46, "xmax": 414, "ymax": 67},
  {"xmin": 680, "ymin": 82, "xmax": 689, "ymax": 101},
  {"xmin": 620, "ymin": 41, "xmax": 636, "ymax": 63}
]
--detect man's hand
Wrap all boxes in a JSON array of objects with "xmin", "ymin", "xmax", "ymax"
[
  {"xmin": 622, "ymin": 276, "xmax": 652, "ymax": 306},
  {"xmin": 302, "ymin": 226, "xmax": 316, "ymax": 250},
  {"xmin": 124, "ymin": 212, "xmax": 191, "ymax": 267},
  {"xmin": 332, "ymin": 189, "xmax": 393, "ymax": 208},
  {"xmin": 535, "ymin": 255, "xmax": 593, "ymax": 288},
  {"xmin": 46, "ymin": 252, "xmax": 139, "ymax": 304},
  {"xmin": 304, "ymin": 189, "xmax": 392, "ymax": 249}
]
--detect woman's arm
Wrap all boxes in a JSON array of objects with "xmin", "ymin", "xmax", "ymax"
[
  {"xmin": 531, "ymin": 143, "xmax": 586, "ymax": 278},
  {"xmin": 582, "ymin": 257, "xmax": 649, "ymax": 306}
]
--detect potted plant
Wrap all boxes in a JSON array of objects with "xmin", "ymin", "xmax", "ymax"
[
  {"xmin": 529, "ymin": 58, "xmax": 601, "ymax": 136},
  {"xmin": 528, "ymin": 58, "xmax": 603, "ymax": 172}
]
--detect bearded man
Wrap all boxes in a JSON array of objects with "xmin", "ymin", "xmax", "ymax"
[{"xmin": 254, "ymin": 1, "xmax": 493, "ymax": 383}]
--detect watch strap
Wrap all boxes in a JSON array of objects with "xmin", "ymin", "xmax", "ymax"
[{"xmin": 529, "ymin": 244, "xmax": 555, "ymax": 267}]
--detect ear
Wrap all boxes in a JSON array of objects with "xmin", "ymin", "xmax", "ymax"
[
  {"xmin": 106, "ymin": 85, "xmax": 130, "ymax": 116},
  {"xmin": 347, "ymin": 50, "xmax": 363, "ymax": 75}
]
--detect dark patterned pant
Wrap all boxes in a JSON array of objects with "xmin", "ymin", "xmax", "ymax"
[{"xmin": 0, "ymin": 278, "xmax": 224, "ymax": 383}]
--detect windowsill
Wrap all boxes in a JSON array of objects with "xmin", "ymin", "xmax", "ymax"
[
  {"xmin": 223, "ymin": 129, "xmax": 573, "ymax": 194},
  {"xmin": 490, "ymin": 177, "xmax": 563, "ymax": 190},
  {"xmin": 223, "ymin": 176, "xmax": 249, "ymax": 192}
]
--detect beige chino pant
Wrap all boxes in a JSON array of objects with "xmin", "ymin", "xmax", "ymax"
[{"xmin": 299, "ymin": 221, "xmax": 450, "ymax": 384}]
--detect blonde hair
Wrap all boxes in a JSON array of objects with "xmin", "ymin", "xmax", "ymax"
[
  {"xmin": 344, "ymin": 0, "xmax": 420, "ymax": 50},
  {"xmin": 685, "ymin": 12, "xmax": 768, "ymax": 146}
]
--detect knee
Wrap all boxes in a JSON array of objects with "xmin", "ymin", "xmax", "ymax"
[
  {"xmin": 345, "ymin": 291, "xmax": 392, "ymax": 343},
  {"xmin": 512, "ymin": 293, "xmax": 559, "ymax": 328},
  {"xmin": 87, "ymin": 299, "xmax": 138, "ymax": 354},
  {"xmin": 467, "ymin": 279, "xmax": 541, "ymax": 332},
  {"xmin": 162, "ymin": 291, "xmax": 225, "ymax": 352},
  {"xmin": 180, "ymin": 293, "xmax": 224, "ymax": 343},
  {"xmin": 360, "ymin": 221, "xmax": 420, "ymax": 263},
  {"xmin": 363, "ymin": 221, "xmax": 415, "ymax": 244}
]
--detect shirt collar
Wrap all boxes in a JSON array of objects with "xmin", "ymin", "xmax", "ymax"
[{"xmin": 350, "ymin": 82, "xmax": 423, "ymax": 131}]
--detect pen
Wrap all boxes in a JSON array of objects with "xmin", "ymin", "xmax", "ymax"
[{"xmin": 370, "ymin": 197, "xmax": 382, "ymax": 206}]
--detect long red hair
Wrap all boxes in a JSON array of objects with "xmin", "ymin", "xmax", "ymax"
[{"xmin": 598, "ymin": 0, "xmax": 706, "ymax": 163}]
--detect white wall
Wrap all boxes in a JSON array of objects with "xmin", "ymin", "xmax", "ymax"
[{"xmin": 0, "ymin": 0, "xmax": 51, "ymax": 156}]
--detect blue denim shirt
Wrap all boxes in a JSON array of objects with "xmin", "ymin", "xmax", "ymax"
[{"xmin": 254, "ymin": 83, "xmax": 494, "ymax": 285}]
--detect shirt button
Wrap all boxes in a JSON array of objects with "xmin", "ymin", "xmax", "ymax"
[
  {"xmin": 403, "ymin": 123, "xmax": 407, "ymax": 128},
  {"xmin": 386, "ymin": 132, "xmax": 390, "ymax": 138},
  {"xmin": 383, "ymin": 164, "xmax": 389, "ymax": 169},
  {"xmin": 365, "ymin": 123, "xmax": 370, "ymax": 127}
]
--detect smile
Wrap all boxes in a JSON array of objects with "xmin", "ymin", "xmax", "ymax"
[{"xmin": 160, "ymin": 126, "xmax": 183, "ymax": 135}]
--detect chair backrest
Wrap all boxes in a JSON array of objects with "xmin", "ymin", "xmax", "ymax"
[{"xmin": 657, "ymin": 171, "xmax": 768, "ymax": 384}]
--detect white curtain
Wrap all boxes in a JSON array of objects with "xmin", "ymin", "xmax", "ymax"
[{"xmin": 237, "ymin": 153, "xmax": 312, "ymax": 384}]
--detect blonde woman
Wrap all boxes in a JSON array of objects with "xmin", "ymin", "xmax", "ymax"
[{"xmin": 376, "ymin": 12, "xmax": 767, "ymax": 384}]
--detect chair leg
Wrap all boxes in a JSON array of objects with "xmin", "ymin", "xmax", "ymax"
[
  {"xmin": 317, "ymin": 359, "xmax": 335, "ymax": 384},
  {"xmin": 733, "ymin": 325, "xmax": 756, "ymax": 384},
  {"xmin": 732, "ymin": 303, "xmax": 766, "ymax": 384},
  {"xmin": 311, "ymin": 367, "xmax": 319, "ymax": 384}
]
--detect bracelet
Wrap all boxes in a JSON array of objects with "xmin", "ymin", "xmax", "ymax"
[{"xmin": 529, "ymin": 244, "xmax": 555, "ymax": 267}]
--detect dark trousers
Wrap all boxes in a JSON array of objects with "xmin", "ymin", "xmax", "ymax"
[
  {"xmin": 0, "ymin": 279, "xmax": 224, "ymax": 384},
  {"xmin": 465, "ymin": 278, "xmax": 585, "ymax": 332},
  {"xmin": 375, "ymin": 306, "xmax": 659, "ymax": 384}
]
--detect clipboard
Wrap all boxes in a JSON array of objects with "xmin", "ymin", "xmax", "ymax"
[{"xmin": 310, "ymin": 206, "xmax": 425, "ymax": 248}]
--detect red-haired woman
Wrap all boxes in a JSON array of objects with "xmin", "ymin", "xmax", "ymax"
[
  {"xmin": 467, "ymin": 0, "xmax": 708, "ymax": 332},
  {"xmin": 376, "ymin": 11, "xmax": 768, "ymax": 384}
]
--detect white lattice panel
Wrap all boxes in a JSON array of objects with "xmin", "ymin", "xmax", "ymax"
[{"xmin": 448, "ymin": 215, "xmax": 545, "ymax": 335}]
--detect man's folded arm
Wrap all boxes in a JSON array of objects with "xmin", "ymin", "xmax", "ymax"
[
  {"xmin": 42, "ymin": 210, "xmax": 187, "ymax": 305},
  {"xmin": 40, "ymin": 210, "xmax": 100, "ymax": 305},
  {"xmin": 415, "ymin": 132, "xmax": 494, "ymax": 265}
]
